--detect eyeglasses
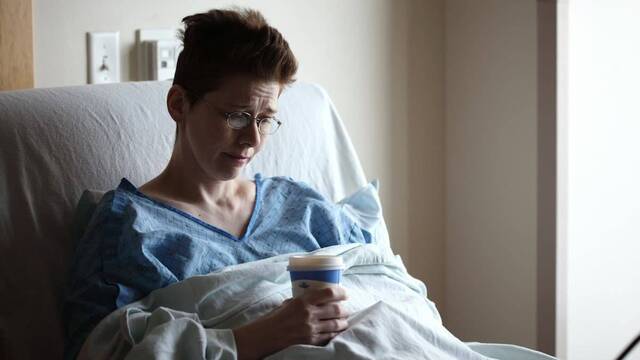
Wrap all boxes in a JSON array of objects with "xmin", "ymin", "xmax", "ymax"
[{"xmin": 224, "ymin": 111, "xmax": 282, "ymax": 135}]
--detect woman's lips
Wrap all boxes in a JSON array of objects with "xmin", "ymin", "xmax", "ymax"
[{"xmin": 223, "ymin": 152, "xmax": 250, "ymax": 165}]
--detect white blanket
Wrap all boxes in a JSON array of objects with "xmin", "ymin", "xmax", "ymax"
[{"xmin": 79, "ymin": 244, "xmax": 551, "ymax": 360}]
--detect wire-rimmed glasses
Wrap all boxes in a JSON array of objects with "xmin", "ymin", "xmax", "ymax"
[{"xmin": 224, "ymin": 111, "xmax": 282, "ymax": 135}]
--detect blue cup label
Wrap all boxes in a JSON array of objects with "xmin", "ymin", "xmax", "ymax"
[{"xmin": 289, "ymin": 269, "xmax": 342, "ymax": 297}]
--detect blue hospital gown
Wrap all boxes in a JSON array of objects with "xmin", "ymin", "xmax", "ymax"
[{"xmin": 63, "ymin": 174, "xmax": 371, "ymax": 359}]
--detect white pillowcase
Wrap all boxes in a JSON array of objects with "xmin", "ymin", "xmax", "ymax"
[{"xmin": 336, "ymin": 180, "xmax": 391, "ymax": 251}]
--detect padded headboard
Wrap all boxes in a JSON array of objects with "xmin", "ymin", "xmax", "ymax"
[{"xmin": 0, "ymin": 81, "xmax": 368, "ymax": 359}]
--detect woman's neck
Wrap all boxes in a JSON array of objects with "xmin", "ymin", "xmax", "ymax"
[{"xmin": 142, "ymin": 157, "xmax": 244, "ymax": 209}]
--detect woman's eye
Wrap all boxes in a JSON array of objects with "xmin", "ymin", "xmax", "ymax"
[{"xmin": 228, "ymin": 113, "xmax": 251, "ymax": 128}]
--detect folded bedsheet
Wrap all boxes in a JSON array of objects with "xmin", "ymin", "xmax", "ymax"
[{"xmin": 79, "ymin": 244, "xmax": 555, "ymax": 360}]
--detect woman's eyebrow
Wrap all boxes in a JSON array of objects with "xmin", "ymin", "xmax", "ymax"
[
  {"xmin": 225, "ymin": 103, "xmax": 277, "ymax": 114},
  {"xmin": 225, "ymin": 103, "xmax": 250, "ymax": 109},
  {"xmin": 263, "ymin": 107, "xmax": 277, "ymax": 115}
]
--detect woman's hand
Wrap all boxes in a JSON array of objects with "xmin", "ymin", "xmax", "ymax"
[{"xmin": 233, "ymin": 286, "xmax": 349, "ymax": 360}]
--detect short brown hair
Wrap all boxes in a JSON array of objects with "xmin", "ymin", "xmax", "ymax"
[{"xmin": 173, "ymin": 8, "xmax": 298, "ymax": 105}]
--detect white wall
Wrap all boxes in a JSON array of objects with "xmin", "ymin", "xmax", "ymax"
[
  {"xmin": 559, "ymin": 0, "xmax": 640, "ymax": 359},
  {"xmin": 445, "ymin": 0, "xmax": 538, "ymax": 349},
  {"xmin": 407, "ymin": 0, "xmax": 446, "ymax": 317}
]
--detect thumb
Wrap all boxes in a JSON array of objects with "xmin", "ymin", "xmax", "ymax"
[{"xmin": 281, "ymin": 297, "xmax": 294, "ymax": 306}]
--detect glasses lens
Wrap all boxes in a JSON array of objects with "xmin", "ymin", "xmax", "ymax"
[
  {"xmin": 259, "ymin": 118, "xmax": 279, "ymax": 134},
  {"xmin": 227, "ymin": 113, "xmax": 251, "ymax": 129}
]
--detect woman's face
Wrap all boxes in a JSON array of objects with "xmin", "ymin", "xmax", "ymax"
[{"xmin": 173, "ymin": 74, "xmax": 281, "ymax": 181}]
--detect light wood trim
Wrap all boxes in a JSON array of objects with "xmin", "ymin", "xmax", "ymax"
[{"xmin": 0, "ymin": 0, "xmax": 34, "ymax": 90}]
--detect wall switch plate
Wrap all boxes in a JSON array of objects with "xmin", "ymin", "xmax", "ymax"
[{"xmin": 87, "ymin": 32, "xmax": 120, "ymax": 84}]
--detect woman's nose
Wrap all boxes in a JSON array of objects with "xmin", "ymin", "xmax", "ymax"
[{"xmin": 239, "ymin": 119, "xmax": 261, "ymax": 147}]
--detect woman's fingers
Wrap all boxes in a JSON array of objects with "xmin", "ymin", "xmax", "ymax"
[
  {"xmin": 303, "ymin": 286, "xmax": 347, "ymax": 305},
  {"xmin": 314, "ymin": 332, "xmax": 342, "ymax": 346},
  {"xmin": 315, "ymin": 301, "xmax": 349, "ymax": 320},
  {"xmin": 315, "ymin": 318, "xmax": 349, "ymax": 334},
  {"xmin": 274, "ymin": 288, "xmax": 350, "ymax": 346}
]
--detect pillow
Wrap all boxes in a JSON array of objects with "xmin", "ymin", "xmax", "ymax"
[
  {"xmin": 71, "ymin": 180, "xmax": 391, "ymax": 251},
  {"xmin": 69, "ymin": 190, "xmax": 106, "ymax": 245},
  {"xmin": 336, "ymin": 180, "xmax": 391, "ymax": 251}
]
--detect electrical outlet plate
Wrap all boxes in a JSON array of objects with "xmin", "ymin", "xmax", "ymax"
[
  {"xmin": 136, "ymin": 29, "xmax": 179, "ymax": 80},
  {"xmin": 87, "ymin": 32, "xmax": 120, "ymax": 84},
  {"xmin": 150, "ymin": 39, "xmax": 181, "ymax": 81}
]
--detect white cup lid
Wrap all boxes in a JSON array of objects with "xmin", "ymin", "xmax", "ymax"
[{"xmin": 288, "ymin": 255, "xmax": 344, "ymax": 270}]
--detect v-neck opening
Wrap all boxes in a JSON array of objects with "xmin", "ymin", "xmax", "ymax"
[{"xmin": 119, "ymin": 174, "xmax": 263, "ymax": 242}]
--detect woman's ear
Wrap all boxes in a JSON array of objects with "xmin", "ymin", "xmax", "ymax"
[{"xmin": 167, "ymin": 85, "xmax": 189, "ymax": 126}]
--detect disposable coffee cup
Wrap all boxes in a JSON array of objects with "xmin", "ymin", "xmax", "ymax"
[{"xmin": 287, "ymin": 255, "xmax": 344, "ymax": 297}]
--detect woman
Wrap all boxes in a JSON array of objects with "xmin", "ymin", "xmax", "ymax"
[{"xmin": 64, "ymin": 8, "xmax": 371, "ymax": 360}]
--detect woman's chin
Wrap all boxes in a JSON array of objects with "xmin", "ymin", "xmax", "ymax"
[
  {"xmin": 202, "ymin": 155, "xmax": 253, "ymax": 181},
  {"xmin": 208, "ymin": 165, "xmax": 246, "ymax": 181}
]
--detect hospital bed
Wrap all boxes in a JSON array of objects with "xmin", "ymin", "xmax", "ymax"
[{"xmin": 0, "ymin": 81, "xmax": 555, "ymax": 359}]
